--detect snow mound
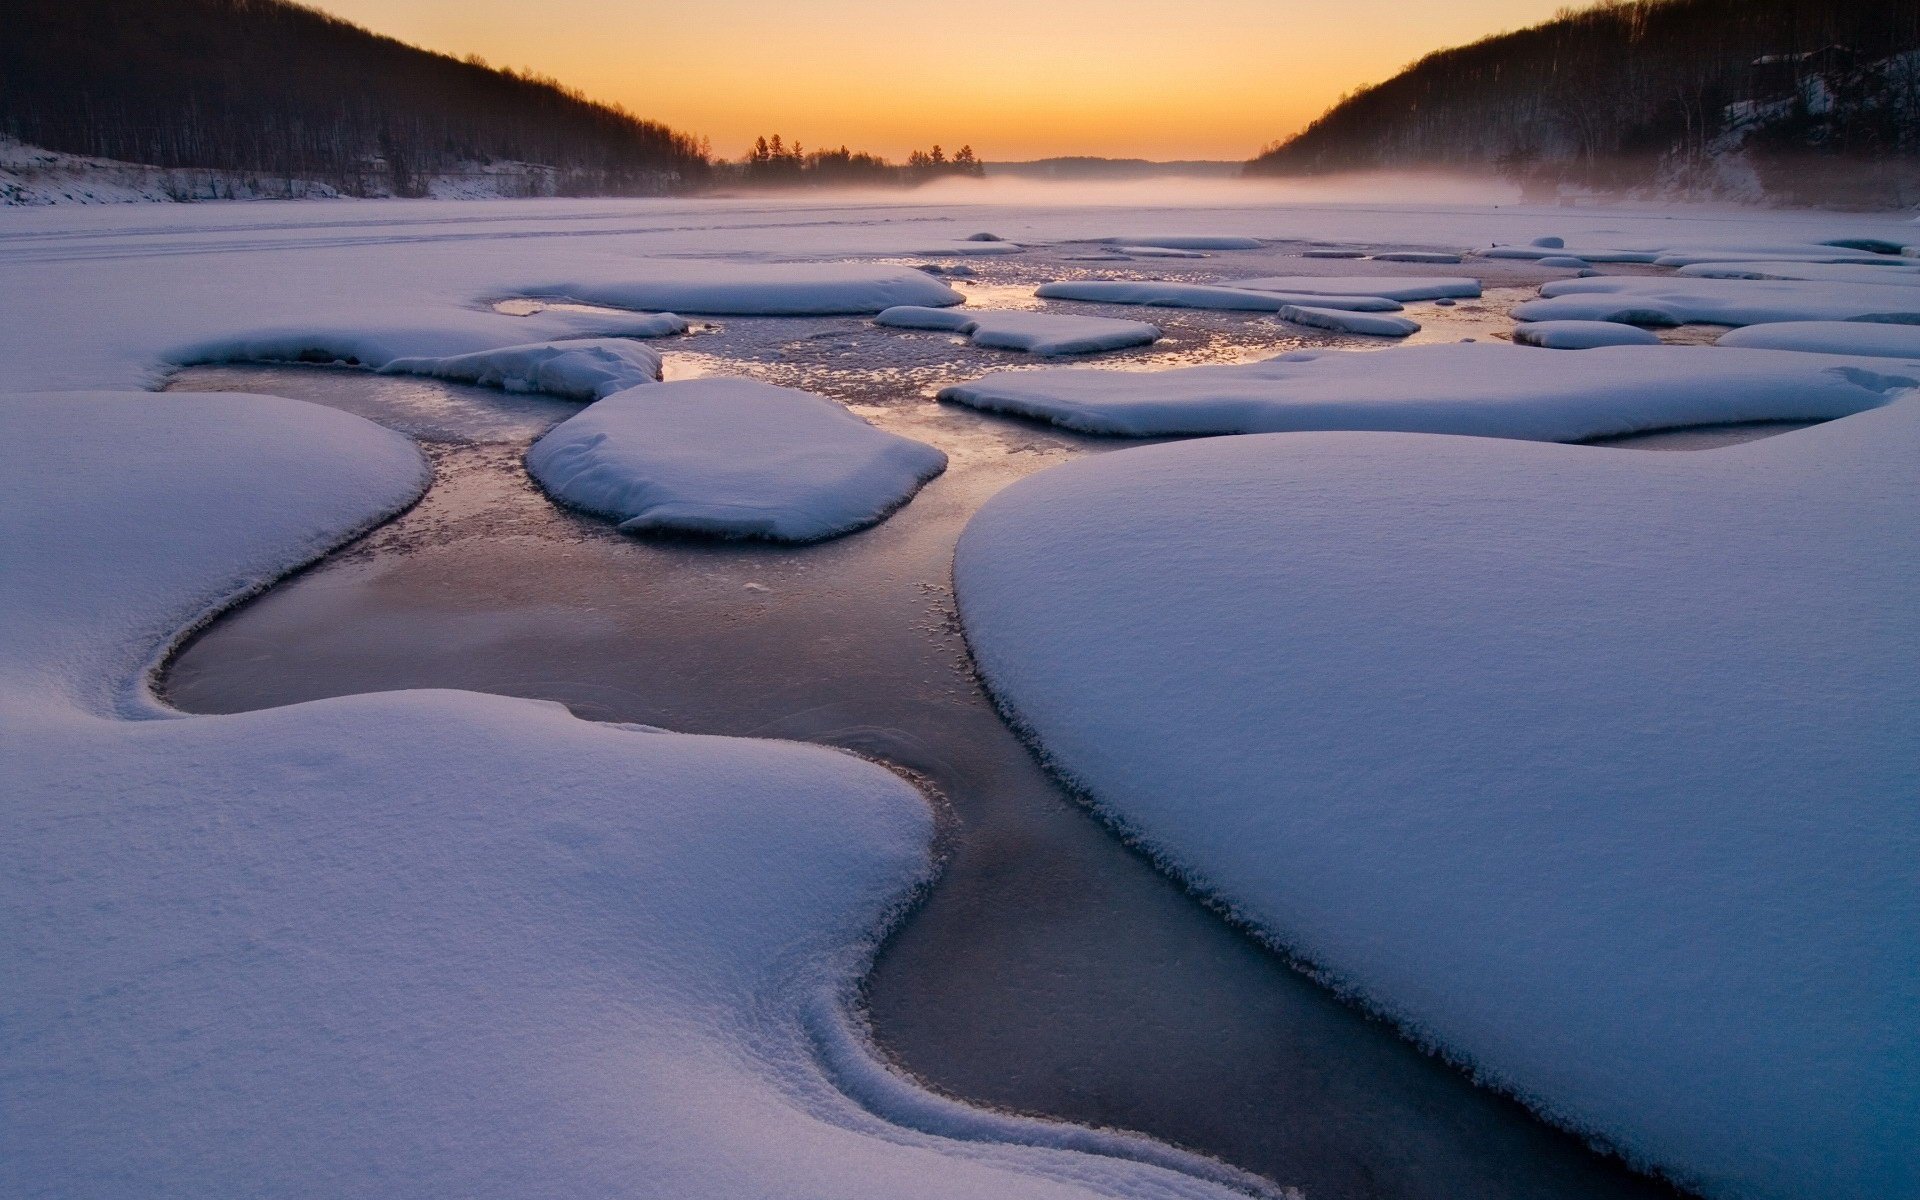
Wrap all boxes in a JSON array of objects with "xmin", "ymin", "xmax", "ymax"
[
  {"xmin": 1513, "ymin": 321, "xmax": 1662, "ymax": 349},
  {"xmin": 520, "ymin": 262, "xmax": 963, "ymax": 315},
  {"xmin": 527, "ymin": 378, "xmax": 950, "ymax": 541},
  {"xmin": 1278, "ymin": 305, "xmax": 1419, "ymax": 337},
  {"xmin": 916, "ymin": 242, "xmax": 1027, "ymax": 256},
  {"xmin": 1100, "ymin": 235, "xmax": 1264, "ymax": 250},
  {"xmin": 1718, "ymin": 321, "xmax": 1920, "ymax": 358},
  {"xmin": 381, "ymin": 338, "xmax": 663, "ymax": 400},
  {"xmin": 875, "ymin": 306, "xmax": 1161, "ymax": 355},
  {"xmin": 953, "ymin": 399, "xmax": 1920, "ymax": 1200},
  {"xmin": 1676, "ymin": 261, "xmax": 1920, "ymax": 285},
  {"xmin": 937, "ymin": 343, "xmax": 1916, "ymax": 438},
  {"xmin": 1515, "ymin": 277, "xmax": 1920, "ymax": 327},
  {"xmin": 174, "ymin": 307, "xmax": 686, "ymax": 385},
  {"xmin": 1369, "ymin": 251, "xmax": 1463, "ymax": 264},
  {"xmin": 1113, "ymin": 245, "xmax": 1209, "ymax": 258},
  {"xmin": 1035, "ymin": 280, "xmax": 1401, "ymax": 313},
  {"xmin": 1232, "ymin": 275, "xmax": 1483, "ymax": 301},
  {"xmin": 1535, "ymin": 256, "xmax": 1591, "ymax": 269},
  {"xmin": 0, "ymin": 390, "xmax": 1267, "ymax": 1200}
]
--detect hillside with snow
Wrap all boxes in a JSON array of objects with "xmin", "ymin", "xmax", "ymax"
[{"xmin": 1246, "ymin": 0, "xmax": 1920, "ymax": 208}]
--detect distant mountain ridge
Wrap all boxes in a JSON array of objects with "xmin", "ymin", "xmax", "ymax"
[
  {"xmin": 1247, "ymin": 0, "xmax": 1920, "ymax": 207},
  {"xmin": 1, "ymin": 0, "xmax": 709, "ymax": 199}
]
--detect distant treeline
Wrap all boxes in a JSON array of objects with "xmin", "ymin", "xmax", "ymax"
[
  {"xmin": 1, "ymin": 0, "xmax": 709, "ymax": 197},
  {"xmin": 1247, "ymin": 0, "xmax": 1920, "ymax": 205},
  {"xmin": 719, "ymin": 135, "xmax": 986, "ymax": 188}
]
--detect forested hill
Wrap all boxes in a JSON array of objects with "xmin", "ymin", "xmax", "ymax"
[
  {"xmin": 1, "ymin": 0, "xmax": 709, "ymax": 198},
  {"xmin": 1246, "ymin": 0, "xmax": 1920, "ymax": 206}
]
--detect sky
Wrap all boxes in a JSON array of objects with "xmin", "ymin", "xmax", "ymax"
[{"xmin": 308, "ymin": 0, "xmax": 1582, "ymax": 162}]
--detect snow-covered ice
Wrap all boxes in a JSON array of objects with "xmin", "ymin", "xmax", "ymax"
[
  {"xmin": 519, "ymin": 261, "xmax": 963, "ymax": 315},
  {"xmin": 953, "ymin": 400, "xmax": 1920, "ymax": 1200},
  {"xmin": 1099, "ymin": 235, "xmax": 1264, "ymax": 250},
  {"xmin": 939, "ymin": 343, "xmax": 1915, "ymax": 438},
  {"xmin": 1717, "ymin": 320, "xmax": 1920, "ymax": 357},
  {"xmin": 1035, "ymin": 280, "xmax": 1402, "ymax": 312},
  {"xmin": 1232, "ymin": 275, "xmax": 1483, "ymax": 301},
  {"xmin": 527, "ymin": 378, "xmax": 950, "ymax": 541},
  {"xmin": 875, "ymin": 306, "xmax": 1161, "ymax": 355},
  {"xmin": 0, "ymin": 389, "xmax": 1263, "ymax": 1200},
  {"xmin": 1676, "ymin": 260, "xmax": 1920, "ymax": 284},
  {"xmin": 381, "ymin": 338, "xmax": 663, "ymax": 400},
  {"xmin": 1277, "ymin": 305, "xmax": 1419, "ymax": 337},
  {"xmin": 1514, "ymin": 277, "xmax": 1920, "ymax": 327},
  {"xmin": 1512, "ymin": 321, "xmax": 1662, "ymax": 349},
  {"xmin": 1369, "ymin": 251, "xmax": 1463, "ymax": 264}
]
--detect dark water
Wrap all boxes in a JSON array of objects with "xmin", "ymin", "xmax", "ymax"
[{"xmin": 160, "ymin": 346, "xmax": 1768, "ymax": 1200}]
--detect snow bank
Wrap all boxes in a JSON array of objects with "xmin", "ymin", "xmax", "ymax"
[
  {"xmin": 527, "ymin": 378, "xmax": 949, "ymax": 541},
  {"xmin": 519, "ymin": 262, "xmax": 962, "ymax": 315},
  {"xmin": 1676, "ymin": 260, "xmax": 1920, "ymax": 285},
  {"xmin": 1277, "ymin": 305, "xmax": 1419, "ymax": 337},
  {"xmin": 1035, "ymin": 280, "xmax": 1401, "ymax": 312},
  {"xmin": 0, "ymin": 390, "xmax": 1266, "ymax": 1200},
  {"xmin": 1717, "ymin": 321, "xmax": 1920, "ymax": 357},
  {"xmin": 1233, "ymin": 275, "xmax": 1483, "ymax": 301},
  {"xmin": 937, "ymin": 343, "xmax": 1916, "ymax": 439},
  {"xmin": 1514, "ymin": 277, "xmax": 1920, "ymax": 327},
  {"xmin": 875, "ymin": 306, "xmax": 1161, "ymax": 355},
  {"xmin": 953, "ymin": 399, "xmax": 1920, "ymax": 1200},
  {"xmin": 381, "ymin": 338, "xmax": 663, "ymax": 400},
  {"xmin": 1513, "ymin": 321, "xmax": 1662, "ymax": 349}
]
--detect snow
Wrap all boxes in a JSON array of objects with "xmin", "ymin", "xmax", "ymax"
[
  {"xmin": 1232, "ymin": 275, "xmax": 1483, "ymax": 301},
  {"xmin": 876, "ymin": 306, "xmax": 1161, "ymax": 355},
  {"xmin": 1676, "ymin": 260, "xmax": 1920, "ymax": 285},
  {"xmin": 1535, "ymin": 256, "xmax": 1590, "ymax": 269},
  {"xmin": 0, "ymin": 390, "xmax": 1264, "ymax": 1200},
  {"xmin": 1, "ymin": 136, "xmax": 340, "ymax": 205},
  {"xmin": 1301, "ymin": 248, "xmax": 1366, "ymax": 259},
  {"xmin": 518, "ymin": 262, "xmax": 963, "ymax": 315},
  {"xmin": 1277, "ymin": 305, "xmax": 1419, "ymax": 337},
  {"xmin": 937, "ymin": 343, "xmax": 1917, "ymax": 439},
  {"xmin": 1512, "ymin": 321, "xmax": 1662, "ymax": 349},
  {"xmin": 952, "ymin": 399, "xmax": 1920, "ymax": 1200},
  {"xmin": 1110, "ymin": 245, "xmax": 1210, "ymax": 258},
  {"xmin": 1514, "ymin": 277, "xmax": 1920, "ymax": 327},
  {"xmin": 526, "ymin": 378, "xmax": 950, "ymax": 541},
  {"xmin": 381, "ymin": 338, "xmax": 664, "ymax": 400},
  {"xmin": 1035, "ymin": 280, "xmax": 1402, "ymax": 312},
  {"xmin": 1369, "ymin": 251, "xmax": 1463, "ymax": 264},
  {"xmin": 1718, "ymin": 321, "xmax": 1920, "ymax": 358},
  {"xmin": 1481, "ymin": 241, "xmax": 1905, "ymax": 266}
]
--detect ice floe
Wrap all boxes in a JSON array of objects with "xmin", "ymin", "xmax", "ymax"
[
  {"xmin": 1369, "ymin": 251, "xmax": 1464, "ymax": 264},
  {"xmin": 1278, "ymin": 305, "xmax": 1419, "ymax": 338},
  {"xmin": 527, "ymin": 378, "xmax": 949, "ymax": 541},
  {"xmin": 1232, "ymin": 275, "xmax": 1483, "ymax": 301},
  {"xmin": 380, "ymin": 338, "xmax": 663, "ymax": 400},
  {"xmin": 1717, "ymin": 320, "xmax": 1920, "ymax": 357},
  {"xmin": 0, "ymin": 389, "xmax": 1263, "ymax": 1200},
  {"xmin": 1035, "ymin": 280, "xmax": 1402, "ymax": 313},
  {"xmin": 875, "ymin": 306, "xmax": 1161, "ymax": 355},
  {"xmin": 937, "ymin": 343, "xmax": 1917, "ymax": 438},
  {"xmin": 952, "ymin": 398, "xmax": 1920, "ymax": 1200},
  {"xmin": 1512, "ymin": 321, "xmax": 1662, "ymax": 349},
  {"xmin": 518, "ymin": 261, "xmax": 963, "ymax": 315},
  {"xmin": 1514, "ymin": 277, "xmax": 1920, "ymax": 326}
]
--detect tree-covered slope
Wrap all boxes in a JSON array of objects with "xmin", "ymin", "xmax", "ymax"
[
  {"xmin": 1247, "ymin": 0, "xmax": 1920, "ymax": 205},
  {"xmin": 1, "ymin": 0, "xmax": 708, "ymax": 197}
]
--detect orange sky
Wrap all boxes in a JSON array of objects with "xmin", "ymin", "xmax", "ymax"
[{"xmin": 309, "ymin": 0, "xmax": 1580, "ymax": 161}]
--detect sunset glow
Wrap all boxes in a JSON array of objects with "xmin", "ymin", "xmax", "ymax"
[{"xmin": 305, "ymin": 0, "xmax": 1579, "ymax": 160}]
